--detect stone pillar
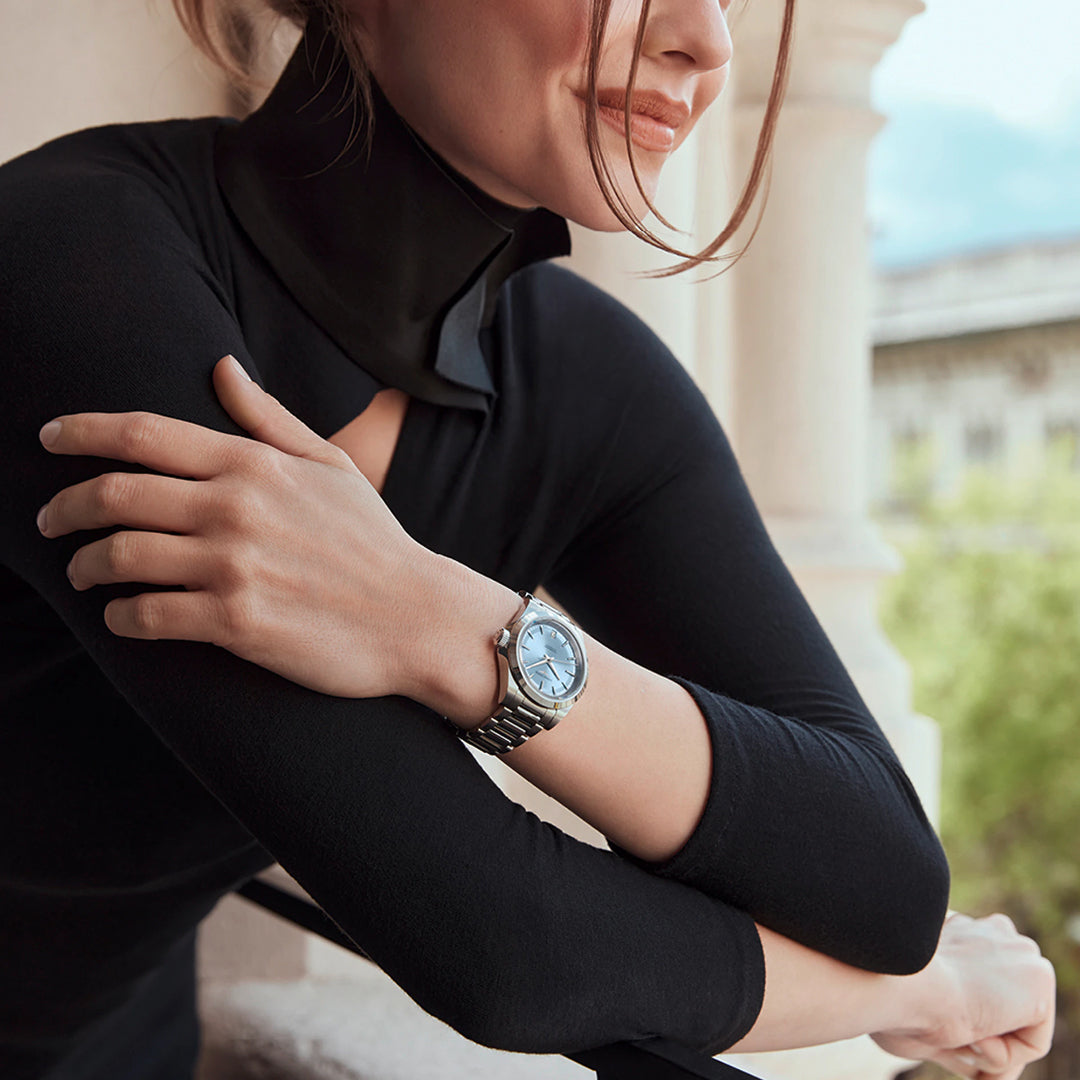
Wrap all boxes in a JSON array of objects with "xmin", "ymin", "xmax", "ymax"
[
  {"xmin": 867, "ymin": 414, "xmax": 893, "ymax": 507},
  {"xmin": 721, "ymin": 0, "xmax": 937, "ymax": 800},
  {"xmin": 713, "ymin": 4, "xmax": 934, "ymax": 1077}
]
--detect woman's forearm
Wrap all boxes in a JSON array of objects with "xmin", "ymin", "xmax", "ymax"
[
  {"xmin": 734, "ymin": 914, "xmax": 1056, "ymax": 1080},
  {"xmin": 408, "ymin": 560, "xmax": 956, "ymax": 1054},
  {"xmin": 409, "ymin": 552, "xmax": 713, "ymax": 863},
  {"xmin": 726, "ymin": 922, "xmax": 946, "ymax": 1053}
]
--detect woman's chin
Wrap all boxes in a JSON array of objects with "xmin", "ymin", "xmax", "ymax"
[{"xmin": 557, "ymin": 181, "xmax": 660, "ymax": 234}]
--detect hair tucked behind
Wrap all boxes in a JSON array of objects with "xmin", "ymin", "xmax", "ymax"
[{"xmin": 172, "ymin": 0, "xmax": 795, "ymax": 276}]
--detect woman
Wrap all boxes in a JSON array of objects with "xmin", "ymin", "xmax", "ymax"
[{"xmin": 0, "ymin": 1, "xmax": 1054, "ymax": 1078}]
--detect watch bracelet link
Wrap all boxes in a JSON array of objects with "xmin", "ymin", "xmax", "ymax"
[{"xmin": 457, "ymin": 698, "xmax": 565, "ymax": 755}]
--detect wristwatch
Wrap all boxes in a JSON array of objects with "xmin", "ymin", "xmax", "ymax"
[{"xmin": 454, "ymin": 591, "xmax": 589, "ymax": 755}]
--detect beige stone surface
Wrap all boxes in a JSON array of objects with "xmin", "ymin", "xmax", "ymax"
[
  {"xmin": 198, "ymin": 968, "xmax": 586, "ymax": 1080},
  {"xmin": 0, "ymin": 0, "xmax": 229, "ymax": 168},
  {"xmin": 721, "ymin": 1037, "xmax": 914, "ymax": 1080}
]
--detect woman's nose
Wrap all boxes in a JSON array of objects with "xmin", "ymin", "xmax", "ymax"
[{"xmin": 642, "ymin": 0, "xmax": 734, "ymax": 75}]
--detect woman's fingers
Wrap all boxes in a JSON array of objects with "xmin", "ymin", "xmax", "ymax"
[
  {"xmin": 934, "ymin": 1047, "xmax": 1001, "ymax": 1077},
  {"xmin": 936, "ymin": 1025, "xmax": 1054, "ymax": 1078},
  {"xmin": 38, "ymin": 472, "xmax": 203, "ymax": 539},
  {"xmin": 1016, "ymin": 1017, "xmax": 1056, "ymax": 1058},
  {"xmin": 103, "ymin": 588, "xmax": 227, "ymax": 643},
  {"xmin": 35, "ymin": 351, "xmax": 344, "ymax": 477},
  {"xmin": 67, "ymin": 531, "xmax": 215, "ymax": 592},
  {"xmin": 211, "ymin": 354, "xmax": 355, "ymax": 469},
  {"xmin": 39, "ymin": 407, "xmax": 243, "ymax": 479},
  {"xmin": 961, "ymin": 1035, "xmax": 1010, "ymax": 1072},
  {"xmin": 933, "ymin": 1047, "xmax": 980, "ymax": 1076}
]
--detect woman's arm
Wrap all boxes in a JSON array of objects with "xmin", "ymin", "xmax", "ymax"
[
  {"xmin": 734, "ymin": 921, "xmax": 942, "ymax": 1054},
  {"xmin": 410, "ymin": 264, "xmax": 952, "ymax": 977},
  {"xmin": 410, "ymin": 555, "xmax": 716, "ymax": 865},
  {"xmin": 39, "ymin": 369, "xmax": 716, "ymax": 868},
  {"xmin": 8, "ymin": 146, "xmax": 1052, "ymax": 1072},
  {"xmin": 35, "ymin": 243, "xmax": 949, "ymax": 978},
  {"xmin": 0, "ymin": 136, "xmax": 768, "ymax": 1056},
  {"xmin": 738, "ymin": 914, "xmax": 1054, "ymax": 1078}
]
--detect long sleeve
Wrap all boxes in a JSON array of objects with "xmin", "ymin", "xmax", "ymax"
[
  {"xmin": 540, "ymin": 270, "xmax": 951, "ymax": 977},
  {"xmin": 0, "ymin": 134, "xmax": 765, "ymax": 1057}
]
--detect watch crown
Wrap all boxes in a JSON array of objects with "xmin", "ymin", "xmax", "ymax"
[{"xmin": 495, "ymin": 628, "xmax": 511, "ymax": 648}]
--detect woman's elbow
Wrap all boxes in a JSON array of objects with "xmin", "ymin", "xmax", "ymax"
[
  {"xmin": 846, "ymin": 750, "xmax": 953, "ymax": 975},
  {"xmin": 436, "ymin": 974, "xmax": 576, "ymax": 1054},
  {"xmin": 414, "ymin": 930, "xmax": 587, "ymax": 1054},
  {"xmin": 865, "ymin": 828, "xmax": 952, "ymax": 976}
]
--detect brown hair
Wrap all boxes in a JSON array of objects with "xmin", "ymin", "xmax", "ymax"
[{"xmin": 173, "ymin": 0, "xmax": 795, "ymax": 276}]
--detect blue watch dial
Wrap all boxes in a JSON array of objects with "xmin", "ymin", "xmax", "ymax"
[{"xmin": 518, "ymin": 619, "xmax": 584, "ymax": 700}]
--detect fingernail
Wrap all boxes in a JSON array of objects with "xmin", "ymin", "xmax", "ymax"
[
  {"xmin": 39, "ymin": 420, "xmax": 62, "ymax": 447},
  {"xmin": 36, "ymin": 504, "xmax": 49, "ymax": 534},
  {"xmin": 970, "ymin": 1045, "xmax": 984, "ymax": 1056},
  {"xmin": 228, "ymin": 355, "xmax": 253, "ymax": 382},
  {"xmin": 956, "ymin": 1053, "xmax": 977, "ymax": 1068},
  {"xmin": 65, "ymin": 560, "xmax": 75, "ymax": 585}
]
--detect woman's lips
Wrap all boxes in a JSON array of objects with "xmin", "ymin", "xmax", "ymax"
[{"xmin": 588, "ymin": 89, "xmax": 692, "ymax": 154}]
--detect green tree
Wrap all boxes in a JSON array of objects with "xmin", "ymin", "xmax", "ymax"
[{"xmin": 876, "ymin": 442, "xmax": 1080, "ymax": 1074}]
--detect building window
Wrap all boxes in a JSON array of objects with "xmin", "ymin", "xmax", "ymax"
[{"xmin": 965, "ymin": 423, "xmax": 1004, "ymax": 466}]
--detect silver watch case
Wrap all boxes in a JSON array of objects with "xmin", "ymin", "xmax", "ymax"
[
  {"xmin": 500, "ymin": 595, "xmax": 588, "ymax": 710},
  {"xmin": 458, "ymin": 593, "xmax": 588, "ymax": 755}
]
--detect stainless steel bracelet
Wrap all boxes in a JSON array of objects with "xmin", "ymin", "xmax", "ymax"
[{"xmin": 457, "ymin": 695, "xmax": 567, "ymax": 755}]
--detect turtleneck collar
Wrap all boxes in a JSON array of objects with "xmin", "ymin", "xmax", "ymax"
[{"xmin": 213, "ymin": 9, "xmax": 571, "ymax": 414}]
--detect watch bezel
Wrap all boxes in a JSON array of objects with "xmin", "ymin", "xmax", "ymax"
[{"xmin": 504, "ymin": 605, "xmax": 588, "ymax": 710}]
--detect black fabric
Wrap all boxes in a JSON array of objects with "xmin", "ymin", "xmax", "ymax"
[
  {"xmin": 214, "ymin": 7, "xmax": 570, "ymax": 414},
  {"xmin": 0, "ymin": 17, "xmax": 949, "ymax": 1080},
  {"xmin": 5, "ymin": 930, "xmax": 201, "ymax": 1080}
]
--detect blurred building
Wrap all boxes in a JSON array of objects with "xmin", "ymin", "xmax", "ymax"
[{"xmin": 871, "ymin": 236, "xmax": 1080, "ymax": 513}]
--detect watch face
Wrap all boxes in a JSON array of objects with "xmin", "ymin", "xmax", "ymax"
[{"xmin": 516, "ymin": 619, "xmax": 585, "ymax": 702}]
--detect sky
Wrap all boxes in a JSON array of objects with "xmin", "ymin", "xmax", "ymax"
[{"xmin": 868, "ymin": 0, "xmax": 1080, "ymax": 269}]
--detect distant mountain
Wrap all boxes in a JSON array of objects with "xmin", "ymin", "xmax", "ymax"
[{"xmin": 868, "ymin": 98, "xmax": 1080, "ymax": 270}]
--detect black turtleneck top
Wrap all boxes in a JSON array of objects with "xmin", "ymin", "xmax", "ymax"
[{"xmin": 0, "ymin": 14, "xmax": 950, "ymax": 1080}]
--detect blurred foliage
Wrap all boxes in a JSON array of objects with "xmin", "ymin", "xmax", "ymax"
[{"xmin": 875, "ymin": 435, "xmax": 1080, "ymax": 1046}]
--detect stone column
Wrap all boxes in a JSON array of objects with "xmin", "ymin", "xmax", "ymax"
[
  {"xmin": 714, "ymin": 5, "xmax": 936, "ymax": 1076},
  {"xmin": 722, "ymin": 0, "xmax": 937, "ymax": 802}
]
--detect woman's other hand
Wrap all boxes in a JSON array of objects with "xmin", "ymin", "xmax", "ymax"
[
  {"xmin": 872, "ymin": 911, "xmax": 1056, "ymax": 1079},
  {"xmin": 34, "ymin": 354, "xmax": 442, "ymax": 699}
]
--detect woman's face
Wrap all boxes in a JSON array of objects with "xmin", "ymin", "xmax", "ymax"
[{"xmin": 349, "ymin": 0, "xmax": 733, "ymax": 230}]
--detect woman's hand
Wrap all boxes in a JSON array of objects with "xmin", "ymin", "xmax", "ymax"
[
  {"xmin": 35, "ymin": 354, "xmax": 439, "ymax": 699},
  {"xmin": 871, "ymin": 911, "xmax": 1056, "ymax": 1079}
]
